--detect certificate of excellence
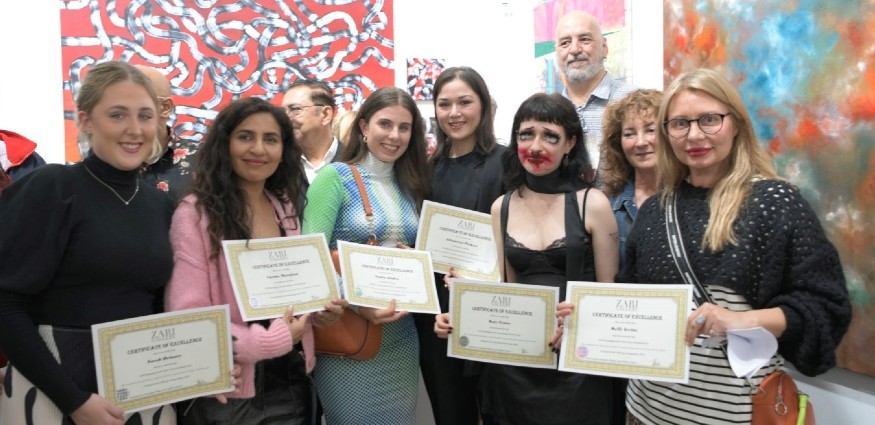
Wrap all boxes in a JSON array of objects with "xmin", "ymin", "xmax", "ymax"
[
  {"xmin": 558, "ymin": 282, "xmax": 692, "ymax": 383},
  {"xmin": 222, "ymin": 234, "xmax": 340, "ymax": 321},
  {"xmin": 415, "ymin": 201, "xmax": 500, "ymax": 281},
  {"xmin": 336, "ymin": 241, "xmax": 439, "ymax": 314},
  {"xmin": 448, "ymin": 279, "xmax": 558, "ymax": 369},
  {"xmin": 91, "ymin": 305, "xmax": 234, "ymax": 413}
]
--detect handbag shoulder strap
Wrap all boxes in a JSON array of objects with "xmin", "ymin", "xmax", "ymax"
[
  {"xmin": 348, "ymin": 164, "xmax": 377, "ymax": 245},
  {"xmin": 664, "ymin": 190, "xmax": 714, "ymax": 307}
]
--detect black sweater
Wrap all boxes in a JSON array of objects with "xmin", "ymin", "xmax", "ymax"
[
  {"xmin": 617, "ymin": 179, "xmax": 851, "ymax": 376},
  {"xmin": 0, "ymin": 154, "xmax": 173, "ymax": 414}
]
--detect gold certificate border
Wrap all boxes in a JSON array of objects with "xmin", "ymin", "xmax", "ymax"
[
  {"xmin": 225, "ymin": 235, "xmax": 339, "ymax": 319},
  {"xmin": 450, "ymin": 281, "xmax": 557, "ymax": 367},
  {"xmin": 418, "ymin": 202, "xmax": 500, "ymax": 282},
  {"xmin": 563, "ymin": 285, "xmax": 688, "ymax": 380},
  {"xmin": 339, "ymin": 242, "xmax": 438, "ymax": 312},
  {"xmin": 95, "ymin": 308, "xmax": 232, "ymax": 412}
]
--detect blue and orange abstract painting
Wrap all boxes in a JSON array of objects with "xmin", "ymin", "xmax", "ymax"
[{"xmin": 665, "ymin": 0, "xmax": 875, "ymax": 377}]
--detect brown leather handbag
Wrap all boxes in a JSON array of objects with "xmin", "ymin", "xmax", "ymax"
[
  {"xmin": 313, "ymin": 164, "xmax": 383, "ymax": 360},
  {"xmin": 752, "ymin": 370, "xmax": 816, "ymax": 425}
]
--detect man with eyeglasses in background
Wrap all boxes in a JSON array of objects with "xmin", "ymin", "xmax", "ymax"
[
  {"xmin": 282, "ymin": 80, "xmax": 341, "ymax": 184},
  {"xmin": 137, "ymin": 66, "xmax": 198, "ymax": 202},
  {"xmin": 555, "ymin": 10, "xmax": 635, "ymax": 171}
]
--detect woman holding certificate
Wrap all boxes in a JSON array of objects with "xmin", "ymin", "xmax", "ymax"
[
  {"xmin": 418, "ymin": 66, "xmax": 505, "ymax": 425},
  {"xmin": 302, "ymin": 87, "xmax": 430, "ymax": 425},
  {"xmin": 0, "ymin": 61, "xmax": 176, "ymax": 424},
  {"xmin": 165, "ymin": 97, "xmax": 324, "ymax": 424},
  {"xmin": 614, "ymin": 69, "xmax": 850, "ymax": 424},
  {"xmin": 480, "ymin": 93, "xmax": 619, "ymax": 425}
]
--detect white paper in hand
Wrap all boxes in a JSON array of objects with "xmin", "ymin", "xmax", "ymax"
[{"xmin": 726, "ymin": 327, "xmax": 778, "ymax": 378}]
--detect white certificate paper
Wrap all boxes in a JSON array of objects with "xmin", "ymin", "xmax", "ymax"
[
  {"xmin": 448, "ymin": 279, "xmax": 558, "ymax": 369},
  {"xmin": 92, "ymin": 306, "xmax": 234, "ymax": 413},
  {"xmin": 336, "ymin": 241, "xmax": 439, "ymax": 314},
  {"xmin": 223, "ymin": 234, "xmax": 340, "ymax": 321},
  {"xmin": 559, "ymin": 282, "xmax": 692, "ymax": 383},
  {"xmin": 416, "ymin": 201, "xmax": 500, "ymax": 281}
]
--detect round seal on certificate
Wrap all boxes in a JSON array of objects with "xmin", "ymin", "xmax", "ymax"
[
  {"xmin": 576, "ymin": 345, "xmax": 589, "ymax": 360},
  {"xmin": 459, "ymin": 336, "xmax": 469, "ymax": 347},
  {"xmin": 249, "ymin": 296, "xmax": 260, "ymax": 308}
]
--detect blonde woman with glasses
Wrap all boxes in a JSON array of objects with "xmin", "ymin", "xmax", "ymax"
[{"xmin": 584, "ymin": 69, "xmax": 851, "ymax": 424}]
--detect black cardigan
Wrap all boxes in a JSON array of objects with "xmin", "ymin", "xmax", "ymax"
[{"xmin": 617, "ymin": 179, "xmax": 851, "ymax": 376}]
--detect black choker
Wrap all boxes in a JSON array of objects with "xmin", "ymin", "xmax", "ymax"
[{"xmin": 525, "ymin": 168, "xmax": 578, "ymax": 194}]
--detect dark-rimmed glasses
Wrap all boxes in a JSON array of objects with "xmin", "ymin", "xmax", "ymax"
[{"xmin": 664, "ymin": 113, "xmax": 729, "ymax": 138}]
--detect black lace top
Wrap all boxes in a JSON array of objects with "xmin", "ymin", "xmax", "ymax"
[{"xmin": 478, "ymin": 189, "xmax": 610, "ymax": 425}]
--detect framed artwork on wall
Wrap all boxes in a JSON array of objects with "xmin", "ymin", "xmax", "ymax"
[
  {"xmin": 60, "ymin": 0, "xmax": 395, "ymax": 162},
  {"xmin": 406, "ymin": 58, "xmax": 445, "ymax": 101}
]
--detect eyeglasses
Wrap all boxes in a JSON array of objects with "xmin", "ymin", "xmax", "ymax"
[
  {"xmin": 284, "ymin": 104, "xmax": 326, "ymax": 117},
  {"xmin": 664, "ymin": 113, "xmax": 729, "ymax": 138}
]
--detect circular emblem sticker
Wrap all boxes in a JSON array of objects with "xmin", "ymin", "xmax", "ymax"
[
  {"xmin": 459, "ymin": 336, "xmax": 469, "ymax": 347},
  {"xmin": 576, "ymin": 345, "xmax": 589, "ymax": 360},
  {"xmin": 249, "ymin": 297, "xmax": 260, "ymax": 308}
]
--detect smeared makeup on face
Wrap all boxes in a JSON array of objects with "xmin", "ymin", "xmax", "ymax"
[{"xmin": 516, "ymin": 125, "xmax": 562, "ymax": 173}]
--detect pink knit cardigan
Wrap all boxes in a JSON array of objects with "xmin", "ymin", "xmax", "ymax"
[{"xmin": 165, "ymin": 193, "xmax": 315, "ymax": 399}]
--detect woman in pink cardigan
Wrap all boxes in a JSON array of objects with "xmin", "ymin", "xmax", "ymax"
[{"xmin": 165, "ymin": 97, "xmax": 344, "ymax": 424}]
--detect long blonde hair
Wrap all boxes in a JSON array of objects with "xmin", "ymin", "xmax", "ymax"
[{"xmin": 657, "ymin": 69, "xmax": 778, "ymax": 252}]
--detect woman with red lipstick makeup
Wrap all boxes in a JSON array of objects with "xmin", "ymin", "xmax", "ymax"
[
  {"xmin": 474, "ymin": 93, "xmax": 618, "ymax": 425},
  {"xmin": 0, "ymin": 61, "xmax": 176, "ymax": 424},
  {"xmin": 165, "ymin": 97, "xmax": 331, "ymax": 424},
  {"xmin": 608, "ymin": 69, "xmax": 849, "ymax": 424},
  {"xmin": 302, "ymin": 87, "xmax": 430, "ymax": 425},
  {"xmin": 419, "ymin": 66, "xmax": 506, "ymax": 425}
]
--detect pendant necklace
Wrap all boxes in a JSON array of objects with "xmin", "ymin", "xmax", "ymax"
[{"xmin": 83, "ymin": 164, "xmax": 139, "ymax": 206}]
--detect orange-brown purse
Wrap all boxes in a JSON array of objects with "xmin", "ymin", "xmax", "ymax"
[{"xmin": 751, "ymin": 370, "xmax": 815, "ymax": 425}]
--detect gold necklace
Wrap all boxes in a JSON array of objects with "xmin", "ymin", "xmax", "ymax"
[{"xmin": 83, "ymin": 164, "xmax": 139, "ymax": 206}]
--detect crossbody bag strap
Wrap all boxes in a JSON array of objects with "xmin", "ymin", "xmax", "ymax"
[
  {"xmin": 348, "ymin": 164, "xmax": 377, "ymax": 245},
  {"xmin": 665, "ymin": 190, "xmax": 734, "ymax": 363},
  {"xmin": 664, "ymin": 190, "xmax": 714, "ymax": 307}
]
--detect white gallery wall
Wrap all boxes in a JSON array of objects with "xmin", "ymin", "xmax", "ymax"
[{"xmin": 0, "ymin": 2, "xmax": 873, "ymax": 423}]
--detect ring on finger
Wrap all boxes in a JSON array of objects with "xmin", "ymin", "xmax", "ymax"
[{"xmin": 695, "ymin": 316, "xmax": 705, "ymax": 325}]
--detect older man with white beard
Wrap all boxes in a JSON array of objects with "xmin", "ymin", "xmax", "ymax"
[{"xmin": 555, "ymin": 10, "xmax": 635, "ymax": 170}]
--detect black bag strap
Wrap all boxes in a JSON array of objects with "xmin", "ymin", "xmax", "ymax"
[
  {"xmin": 665, "ymin": 190, "xmax": 732, "ymax": 360},
  {"xmin": 664, "ymin": 190, "xmax": 714, "ymax": 307}
]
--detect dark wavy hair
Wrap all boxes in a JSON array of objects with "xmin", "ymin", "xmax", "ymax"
[
  {"xmin": 192, "ymin": 97, "xmax": 307, "ymax": 258},
  {"xmin": 599, "ymin": 89, "xmax": 663, "ymax": 197},
  {"xmin": 503, "ymin": 93, "xmax": 593, "ymax": 192},
  {"xmin": 342, "ymin": 87, "xmax": 430, "ymax": 210},
  {"xmin": 427, "ymin": 67, "xmax": 497, "ymax": 167}
]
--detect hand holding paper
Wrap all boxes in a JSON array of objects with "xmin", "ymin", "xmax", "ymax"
[{"xmin": 726, "ymin": 327, "xmax": 778, "ymax": 378}]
